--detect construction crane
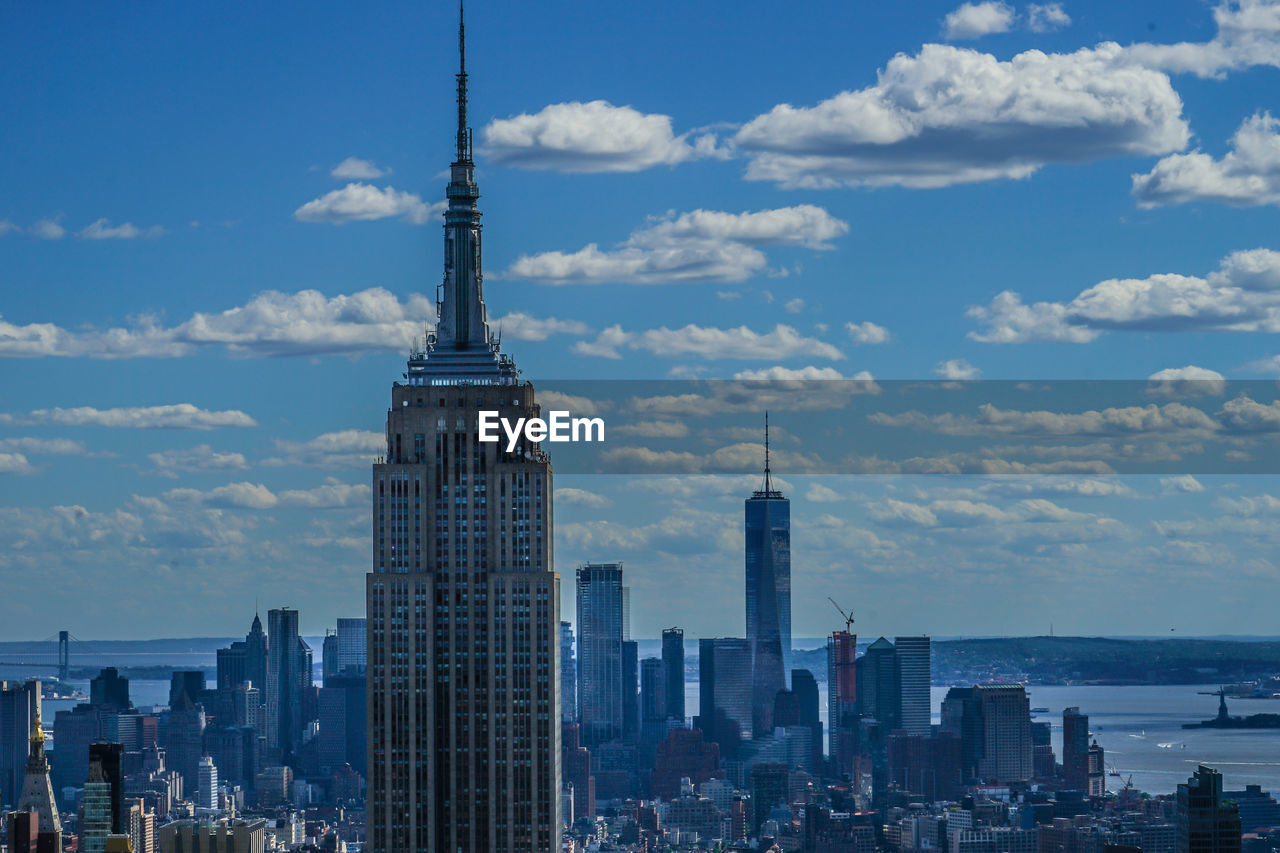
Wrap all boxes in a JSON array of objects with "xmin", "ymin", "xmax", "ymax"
[
  {"xmin": 828, "ymin": 598, "xmax": 855, "ymax": 634},
  {"xmin": 1108, "ymin": 763, "xmax": 1137, "ymax": 805}
]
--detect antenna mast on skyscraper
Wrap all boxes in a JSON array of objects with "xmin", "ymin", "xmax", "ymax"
[
  {"xmin": 456, "ymin": 0, "xmax": 471, "ymax": 162},
  {"xmin": 763, "ymin": 411, "xmax": 772, "ymax": 492}
]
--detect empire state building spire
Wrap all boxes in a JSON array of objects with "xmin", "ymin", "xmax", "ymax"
[{"xmin": 410, "ymin": 0, "xmax": 516, "ymax": 386}]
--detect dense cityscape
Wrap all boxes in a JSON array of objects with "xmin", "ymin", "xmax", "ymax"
[{"xmin": 8, "ymin": 2, "xmax": 1280, "ymax": 853}]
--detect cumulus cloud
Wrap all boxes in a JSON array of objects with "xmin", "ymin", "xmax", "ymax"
[
  {"xmin": 482, "ymin": 100, "xmax": 724, "ymax": 172},
  {"xmin": 1120, "ymin": 0, "xmax": 1280, "ymax": 78},
  {"xmin": 294, "ymin": 183, "xmax": 445, "ymax": 224},
  {"xmin": 0, "ymin": 288, "xmax": 587, "ymax": 360},
  {"xmin": 330, "ymin": 157, "xmax": 389, "ymax": 179},
  {"xmin": 936, "ymin": 358, "xmax": 982, "ymax": 379},
  {"xmin": 0, "ymin": 453, "xmax": 36, "ymax": 475},
  {"xmin": 507, "ymin": 205, "xmax": 847, "ymax": 285},
  {"xmin": 78, "ymin": 219, "xmax": 166, "ymax": 240},
  {"xmin": 969, "ymin": 249, "xmax": 1280, "ymax": 341},
  {"xmin": 0, "ymin": 437, "xmax": 91, "ymax": 456},
  {"xmin": 1161, "ymin": 474, "xmax": 1206, "ymax": 494},
  {"xmin": 31, "ymin": 218, "xmax": 65, "ymax": 240},
  {"xmin": 0, "ymin": 220, "xmax": 20, "ymax": 236},
  {"xmin": 733, "ymin": 365, "xmax": 860, "ymax": 380},
  {"xmin": 266, "ymin": 429, "xmax": 383, "ymax": 468},
  {"xmin": 847, "ymin": 321, "xmax": 891, "ymax": 344},
  {"xmin": 572, "ymin": 323, "xmax": 845, "ymax": 361},
  {"xmin": 163, "ymin": 480, "xmax": 370, "ymax": 510},
  {"xmin": 1133, "ymin": 112, "xmax": 1280, "ymax": 207},
  {"xmin": 555, "ymin": 488, "xmax": 613, "ymax": 509},
  {"xmin": 943, "ymin": 2, "xmax": 1015, "ymax": 40},
  {"xmin": 489, "ymin": 312, "xmax": 591, "ymax": 341},
  {"xmin": 1027, "ymin": 3, "xmax": 1072, "ymax": 32},
  {"xmin": 732, "ymin": 43, "xmax": 1188, "ymax": 189},
  {"xmin": 1147, "ymin": 366, "xmax": 1227, "ymax": 398},
  {"xmin": 870, "ymin": 401, "xmax": 1219, "ymax": 437},
  {"xmin": 148, "ymin": 444, "xmax": 250, "ymax": 478},
  {"xmin": 0, "ymin": 404, "xmax": 257, "ymax": 430}
]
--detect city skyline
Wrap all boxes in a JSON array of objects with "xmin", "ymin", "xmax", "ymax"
[{"xmin": 6, "ymin": 0, "xmax": 1280, "ymax": 641}]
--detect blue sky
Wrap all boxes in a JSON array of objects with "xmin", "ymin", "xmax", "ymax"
[{"xmin": 4, "ymin": 0, "xmax": 1280, "ymax": 640}]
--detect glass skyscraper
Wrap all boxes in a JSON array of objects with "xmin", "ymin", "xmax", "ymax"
[{"xmin": 745, "ymin": 417, "xmax": 790, "ymax": 736}]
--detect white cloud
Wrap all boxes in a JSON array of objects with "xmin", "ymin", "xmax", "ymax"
[
  {"xmin": 1147, "ymin": 366, "xmax": 1227, "ymax": 398},
  {"xmin": 0, "ymin": 437, "xmax": 90, "ymax": 456},
  {"xmin": 555, "ymin": 488, "xmax": 613, "ymax": 509},
  {"xmin": 1161, "ymin": 474, "xmax": 1206, "ymax": 494},
  {"xmin": 488, "ymin": 312, "xmax": 591, "ymax": 341},
  {"xmin": 482, "ymin": 100, "xmax": 724, "ymax": 172},
  {"xmin": 162, "ymin": 480, "xmax": 369, "ymax": 510},
  {"xmin": 78, "ymin": 219, "xmax": 166, "ymax": 240},
  {"xmin": 935, "ymin": 358, "xmax": 982, "ymax": 379},
  {"xmin": 1120, "ymin": 0, "xmax": 1280, "ymax": 79},
  {"xmin": 733, "ymin": 365, "xmax": 866, "ymax": 380},
  {"xmin": 148, "ymin": 444, "xmax": 249, "ymax": 478},
  {"xmin": 165, "ymin": 481, "xmax": 279, "ymax": 509},
  {"xmin": 267, "ymin": 429, "xmax": 383, "ymax": 468},
  {"xmin": 1133, "ymin": 112, "xmax": 1280, "ymax": 207},
  {"xmin": 331, "ymin": 157, "xmax": 389, "ymax": 179},
  {"xmin": 805, "ymin": 483, "xmax": 844, "ymax": 503},
  {"xmin": 846, "ymin": 321, "xmax": 891, "ymax": 344},
  {"xmin": 0, "ymin": 288, "xmax": 587, "ymax": 360},
  {"xmin": 0, "ymin": 404, "xmax": 257, "ymax": 430},
  {"xmin": 1027, "ymin": 3, "xmax": 1071, "ymax": 32},
  {"xmin": 785, "ymin": 298, "xmax": 805, "ymax": 313},
  {"xmin": 0, "ymin": 220, "xmax": 20, "ymax": 236},
  {"xmin": 733, "ymin": 43, "xmax": 1188, "ymax": 189},
  {"xmin": 30, "ymin": 218, "xmax": 65, "ymax": 240},
  {"xmin": 573, "ymin": 323, "xmax": 845, "ymax": 361},
  {"xmin": 506, "ymin": 205, "xmax": 847, "ymax": 285},
  {"xmin": 943, "ymin": 2, "xmax": 1015, "ymax": 40},
  {"xmin": 294, "ymin": 183, "xmax": 445, "ymax": 224},
  {"xmin": 278, "ymin": 482, "xmax": 371, "ymax": 508},
  {"xmin": 969, "ymin": 249, "xmax": 1280, "ymax": 341},
  {"xmin": 0, "ymin": 453, "xmax": 36, "ymax": 475},
  {"xmin": 172, "ymin": 287, "xmax": 434, "ymax": 356}
]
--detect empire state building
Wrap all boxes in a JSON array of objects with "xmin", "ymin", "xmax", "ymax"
[{"xmin": 366, "ymin": 7, "xmax": 560, "ymax": 851}]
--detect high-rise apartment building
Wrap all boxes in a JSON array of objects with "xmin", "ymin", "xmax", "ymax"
[
  {"xmin": 858, "ymin": 637, "xmax": 901, "ymax": 730},
  {"xmin": 895, "ymin": 636, "xmax": 931, "ymax": 736},
  {"xmin": 365, "ymin": 8, "xmax": 560, "ymax": 849},
  {"xmin": 90, "ymin": 669, "xmax": 131, "ymax": 712},
  {"xmin": 576, "ymin": 563, "xmax": 626, "ymax": 746},
  {"xmin": 827, "ymin": 631, "xmax": 858, "ymax": 779},
  {"xmin": 661, "ymin": 628, "xmax": 685, "ymax": 723},
  {"xmin": 1178, "ymin": 765, "xmax": 1242, "ymax": 853},
  {"xmin": 196, "ymin": 756, "xmax": 218, "ymax": 811},
  {"xmin": 88, "ymin": 743, "xmax": 124, "ymax": 837},
  {"xmin": 1062, "ymin": 706, "xmax": 1104, "ymax": 795},
  {"xmin": 560, "ymin": 621, "xmax": 576, "ymax": 723},
  {"xmin": 0, "ymin": 680, "xmax": 39, "ymax": 809},
  {"xmin": 745, "ymin": 420, "xmax": 790, "ymax": 737},
  {"xmin": 640, "ymin": 658, "xmax": 666, "ymax": 743},
  {"xmin": 335, "ymin": 618, "xmax": 366, "ymax": 674},
  {"xmin": 697, "ymin": 637, "xmax": 753, "ymax": 758},
  {"xmin": 947, "ymin": 683, "xmax": 1033, "ymax": 783},
  {"xmin": 265, "ymin": 608, "xmax": 310, "ymax": 767}
]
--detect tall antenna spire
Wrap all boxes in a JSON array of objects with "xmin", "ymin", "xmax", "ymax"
[
  {"xmin": 763, "ymin": 410, "xmax": 773, "ymax": 493},
  {"xmin": 456, "ymin": 0, "xmax": 471, "ymax": 162}
]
